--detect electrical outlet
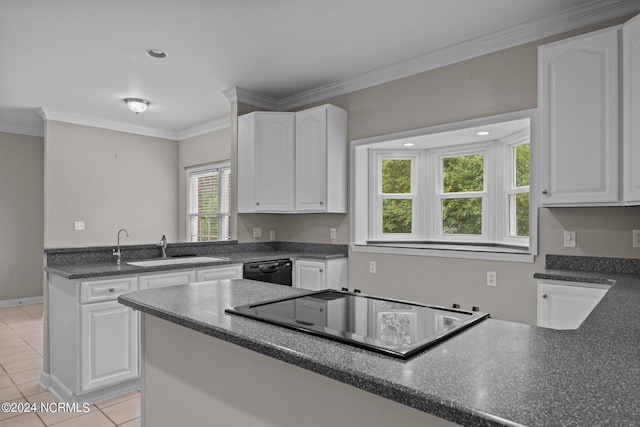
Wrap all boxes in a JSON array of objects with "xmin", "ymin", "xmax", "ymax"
[
  {"xmin": 269, "ymin": 230, "xmax": 275, "ymax": 240},
  {"xmin": 486, "ymin": 271, "xmax": 497, "ymax": 287},
  {"xmin": 252, "ymin": 227, "xmax": 262, "ymax": 238},
  {"xmin": 74, "ymin": 221, "xmax": 85, "ymax": 231},
  {"xmin": 369, "ymin": 261, "xmax": 376, "ymax": 274},
  {"xmin": 564, "ymin": 231, "xmax": 576, "ymax": 248},
  {"xmin": 330, "ymin": 228, "xmax": 337, "ymax": 240},
  {"xmin": 633, "ymin": 230, "xmax": 640, "ymax": 248}
]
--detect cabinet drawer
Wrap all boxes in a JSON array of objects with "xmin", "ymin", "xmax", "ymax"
[
  {"xmin": 80, "ymin": 277, "xmax": 137, "ymax": 304},
  {"xmin": 139, "ymin": 270, "xmax": 196, "ymax": 290},
  {"xmin": 196, "ymin": 265, "xmax": 242, "ymax": 282}
]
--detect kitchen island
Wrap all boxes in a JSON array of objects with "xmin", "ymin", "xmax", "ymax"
[{"xmin": 119, "ymin": 270, "xmax": 640, "ymax": 427}]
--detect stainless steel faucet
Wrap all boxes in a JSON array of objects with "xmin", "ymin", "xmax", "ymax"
[
  {"xmin": 158, "ymin": 235, "xmax": 168, "ymax": 258},
  {"xmin": 113, "ymin": 228, "xmax": 129, "ymax": 264}
]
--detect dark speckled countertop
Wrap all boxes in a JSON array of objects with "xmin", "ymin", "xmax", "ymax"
[
  {"xmin": 45, "ymin": 249, "xmax": 346, "ymax": 280},
  {"xmin": 119, "ymin": 258, "xmax": 640, "ymax": 427}
]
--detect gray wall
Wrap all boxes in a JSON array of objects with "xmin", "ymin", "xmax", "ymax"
[
  {"xmin": 0, "ymin": 131, "xmax": 44, "ymax": 302},
  {"xmin": 178, "ymin": 128, "xmax": 231, "ymax": 241},
  {"xmin": 44, "ymin": 121, "xmax": 179, "ymax": 247},
  {"xmin": 235, "ymin": 18, "xmax": 640, "ymax": 325}
]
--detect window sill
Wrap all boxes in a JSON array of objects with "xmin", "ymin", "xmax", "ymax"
[{"xmin": 353, "ymin": 242, "xmax": 535, "ymax": 263}]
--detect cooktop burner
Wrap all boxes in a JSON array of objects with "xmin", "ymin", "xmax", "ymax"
[{"xmin": 225, "ymin": 290, "xmax": 489, "ymax": 359}]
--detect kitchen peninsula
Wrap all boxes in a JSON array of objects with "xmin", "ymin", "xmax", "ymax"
[
  {"xmin": 43, "ymin": 241, "xmax": 347, "ymax": 404},
  {"xmin": 119, "ymin": 255, "xmax": 640, "ymax": 427}
]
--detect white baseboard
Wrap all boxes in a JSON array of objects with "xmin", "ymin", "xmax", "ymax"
[
  {"xmin": 40, "ymin": 371, "xmax": 51, "ymax": 388},
  {"xmin": 0, "ymin": 296, "xmax": 44, "ymax": 309}
]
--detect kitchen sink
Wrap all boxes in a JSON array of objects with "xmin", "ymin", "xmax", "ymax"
[{"xmin": 127, "ymin": 256, "xmax": 228, "ymax": 267}]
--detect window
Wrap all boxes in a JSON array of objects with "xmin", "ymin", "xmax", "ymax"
[
  {"xmin": 437, "ymin": 148, "xmax": 488, "ymax": 240},
  {"xmin": 373, "ymin": 154, "xmax": 419, "ymax": 239},
  {"xmin": 352, "ymin": 111, "xmax": 536, "ymax": 262},
  {"xmin": 186, "ymin": 162, "xmax": 231, "ymax": 242}
]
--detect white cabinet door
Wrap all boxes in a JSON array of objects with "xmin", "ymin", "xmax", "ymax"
[
  {"xmin": 80, "ymin": 301, "xmax": 138, "ymax": 392},
  {"xmin": 295, "ymin": 105, "xmax": 347, "ymax": 213},
  {"xmin": 539, "ymin": 28, "xmax": 619, "ymax": 205},
  {"xmin": 139, "ymin": 270, "xmax": 196, "ymax": 290},
  {"xmin": 537, "ymin": 281, "xmax": 609, "ymax": 330},
  {"xmin": 196, "ymin": 265, "xmax": 242, "ymax": 282},
  {"xmin": 623, "ymin": 14, "xmax": 640, "ymax": 203},
  {"xmin": 254, "ymin": 113, "xmax": 295, "ymax": 211},
  {"xmin": 295, "ymin": 107, "xmax": 327, "ymax": 211},
  {"xmin": 294, "ymin": 260, "xmax": 326, "ymax": 291},
  {"xmin": 238, "ymin": 112, "xmax": 295, "ymax": 212}
]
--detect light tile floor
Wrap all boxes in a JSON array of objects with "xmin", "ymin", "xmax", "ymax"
[{"xmin": 0, "ymin": 304, "xmax": 141, "ymax": 426}]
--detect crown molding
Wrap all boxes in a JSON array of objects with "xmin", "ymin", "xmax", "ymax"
[
  {"xmin": 38, "ymin": 108, "xmax": 179, "ymax": 140},
  {"xmin": 278, "ymin": 0, "xmax": 640, "ymax": 110},
  {"xmin": 177, "ymin": 115, "xmax": 231, "ymax": 140},
  {"xmin": 223, "ymin": 87, "xmax": 280, "ymax": 110},
  {"xmin": 0, "ymin": 122, "xmax": 44, "ymax": 138}
]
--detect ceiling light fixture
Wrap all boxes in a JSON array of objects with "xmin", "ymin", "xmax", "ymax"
[
  {"xmin": 124, "ymin": 98, "xmax": 150, "ymax": 114},
  {"xmin": 403, "ymin": 142, "xmax": 415, "ymax": 147},
  {"xmin": 145, "ymin": 49, "xmax": 167, "ymax": 59},
  {"xmin": 476, "ymin": 131, "xmax": 491, "ymax": 136}
]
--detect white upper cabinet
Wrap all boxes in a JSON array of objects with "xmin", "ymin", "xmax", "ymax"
[
  {"xmin": 238, "ymin": 104, "xmax": 347, "ymax": 213},
  {"xmin": 539, "ymin": 13, "xmax": 640, "ymax": 207},
  {"xmin": 623, "ymin": 14, "xmax": 640, "ymax": 203},
  {"xmin": 539, "ymin": 27, "xmax": 619, "ymax": 205},
  {"xmin": 295, "ymin": 105, "xmax": 347, "ymax": 212},
  {"xmin": 238, "ymin": 112, "xmax": 295, "ymax": 212}
]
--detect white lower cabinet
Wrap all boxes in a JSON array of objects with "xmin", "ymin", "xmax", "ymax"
[
  {"xmin": 48, "ymin": 263, "xmax": 243, "ymax": 403},
  {"xmin": 80, "ymin": 300, "xmax": 138, "ymax": 392},
  {"xmin": 293, "ymin": 258, "xmax": 347, "ymax": 290},
  {"xmin": 48, "ymin": 274, "xmax": 140, "ymax": 404},
  {"xmin": 537, "ymin": 280, "xmax": 610, "ymax": 329}
]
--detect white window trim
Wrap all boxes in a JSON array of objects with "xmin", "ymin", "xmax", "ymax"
[
  {"xmin": 369, "ymin": 151, "xmax": 422, "ymax": 241},
  {"xmin": 186, "ymin": 161, "xmax": 231, "ymax": 242},
  {"xmin": 502, "ymin": 128, "xmax": 531, "ymax": 247},
  {"xmin": 433, "ymin": 143, "xmax": 491, "ymax": 242},
  {"xmin": 351, "ymin": 109, "xmax": 538, "ymax": 263}
]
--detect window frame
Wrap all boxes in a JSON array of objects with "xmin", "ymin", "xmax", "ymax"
[
  {"xmin": 351, "ymin": 109, "xmax": 538, "ymax": 263},
  {"xmin": 186, "ymin": 161, "xmax": 231, "ymax": 242},
  {"xmin": 502, "ymin": 129, "xmax": 531, "ymax": 247},
  {"xmin": 369, "ymin": 151, "xmax": 422, "ymax": 241},
  {"xmin": 433, "ymin": 144, "xmax": 491, "ymax": 242}
]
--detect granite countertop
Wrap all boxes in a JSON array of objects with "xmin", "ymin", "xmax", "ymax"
[
  {"xmin": 45, "ymin": 250, "xmax": 346, "ymax": 279},
  {"xmin": 119, "ymin": 273, "xmax": 640, "ymax": 427}
]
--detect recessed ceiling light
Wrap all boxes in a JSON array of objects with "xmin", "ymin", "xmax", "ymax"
[
  {"xmin": 403, "ymin": 142, "xmax": 415, "ymax": 147},
  {"xmin": 146, "ymin": 49, "xmax": 167, "ymax": 59},
  {"xmin": 476, "ymin": 131, "xmax": 491, "ymax": 136},
  {"xmin": 124, "ymin": 98, "xmax": 150, "ymax": 114}
]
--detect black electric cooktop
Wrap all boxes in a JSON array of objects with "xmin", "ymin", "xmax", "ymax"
[{"xmin": 225, "ymin": 290, "xmax": 489, "ymax": 359}]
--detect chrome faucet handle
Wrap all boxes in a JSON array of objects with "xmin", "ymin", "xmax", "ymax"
[
  {"xmin": 157, "ymin": 235, "xmax": 168, "ymax": 258},
  {"xmin": 112, "ymin": 248, "xmax": 122, "ymax": 264}
]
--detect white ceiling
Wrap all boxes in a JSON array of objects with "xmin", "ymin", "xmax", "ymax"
[{"xmin": 1, "ymin": 0, "xmax": 639, "ymax": 140}]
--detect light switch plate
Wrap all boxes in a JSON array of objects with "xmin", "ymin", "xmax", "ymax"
[
  {"xmin": 563, "ymin": 231, "xmax": 576, "ymax": 248},
  {"xmin": 253, "ymin": 227, "xmax": 262, "ymax": 238},
  {"xmin": 74, "ymin": 221, "xmax": 85, "ymax": 231}
]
